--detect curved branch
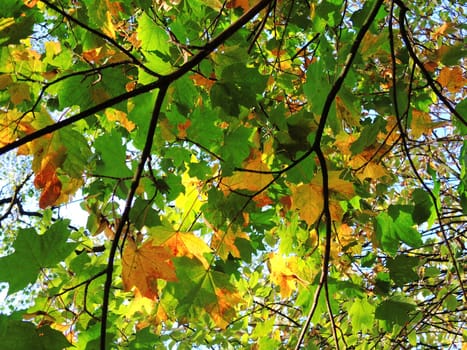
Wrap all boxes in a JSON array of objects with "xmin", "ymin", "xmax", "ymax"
[
  {"xmin": 40, "ymin": 0, "xmax": 161, "ymax": 78},
  {"xmin": 395, "ymin": 1, "xmax": 467, "ymax": 128},
  {"xmin": 100, "ymin": 83, "xmax": 168, "ymax": 349},
  {"xmin": 293, "ymin": 0, "xmax": 385, "ymax": 347}
]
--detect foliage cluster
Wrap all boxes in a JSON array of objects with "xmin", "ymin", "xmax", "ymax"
[{"xmin": 0, "ymin": 0, "xmax": 465, "ymax": 349}]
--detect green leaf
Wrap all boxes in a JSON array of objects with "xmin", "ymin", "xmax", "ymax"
[
  {"xmin": 348, "ymin": 297, "xmax": 375, "ymax": 333},
  {"xmin": 0, "ymin": 221, "xmax": 76, "ymax": 294},
  {"xmin": 443, "ymin": 294, "xmax": 459, "ymax": 311},
  {"xmin": 94, "ymin": 130, "xmax": 133, "ymax": 178},
  {"xmin": 220, "ymin": 125, "xmax": 253, "ymax": 168},
  {"xmin": 350, "ymin": 116, "xmax": 386, "ymax": 154},
  {"xmin": 303, "ymin": 59, "xmax": 331, "ymax": 116},
  {"xmin": 375, "ymin": 297, "xmax": 416, "ymax": 326},
  {"xmin": 386, "ymin": 255, "xmax": 420, "ymax": 287},
  {"xmin": 394, "ymin": 212, "xmax": 423, "ymax": 248},
  {"xmin": 0, "ymin": 316, "xmax": 71, "ymax": 350},
  {"xmin": 375, "ymin": 212, "xmax": 399, "ymax": 256},
  {"xmin": 137, "ymin": 12, "xmax": 170, "ymax": 54},
  {"xmin": 412, "ymin": 188, "xmax": 433, "ymax": 224}
]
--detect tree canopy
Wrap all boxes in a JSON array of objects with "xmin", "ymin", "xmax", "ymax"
[{"xmin": 0, "ymin": 0, "xmax": 466, "ymax": 349}]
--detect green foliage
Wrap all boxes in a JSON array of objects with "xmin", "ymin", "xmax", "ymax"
[{"xmin": 0, "ymin": 0, "xmax": 465, "ymax": 349}]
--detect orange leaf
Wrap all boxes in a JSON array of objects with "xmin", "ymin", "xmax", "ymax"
[
  {"xmin": 206, "ymin": 288, "xmax": 244, "ymax": 329},
  {"xmin": 177, "ymin": 119, "xmax": 191, "ymax": 138},
  {"xmin": 164, "ymin": 231, "xmax": 212, "ymax": 269},
  {"xmin": 190, "ymin": 73, "xmax": 215, "ymax": 90},
  {"xmin": 437, "ymin": 66, "xmax": 466, "ymax": 93},
  {"xmin": 122, "ymin": 239, "xmax": 178, "ymax": 300},
  {"xmin": 221, "ymin": 149, "xmax": 274, "ymax": 193},
  {"xmin": 211, "ymin": 227, "xmax": 248, "ymax": 261},
  {"xmin": 432, "ymin": 22, "xmax": 453, "ymax": 40},
  {"xmin": 268, "ymin": 253, "xmax": 308, "ymax": 298},
  {"xmin": 38, "ymin": 173, "xmax": 62, "ymax": 209},
  {"xmin": 227, "ymin": 0, "xmax": 251, "ymax": 11},
  {"xmin": 105, "ymin": 108, "xmax": 135, "ymax": 131},
  {"xmin": 82, "ymin": 47, "xmax": 103, "ymax": 64},
  {"xmin": 23, "ymin": 0, "xmax": 38, "ymax": 8}
]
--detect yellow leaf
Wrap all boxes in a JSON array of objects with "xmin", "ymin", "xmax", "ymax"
[
  {"xmin": 312, "ymin": 171, "xmax": 355, "ymax": 198},
  {"xmin": 148, "ymin": 226, "xmax": 212, "ymax": 268},
  {"xmin": 333, "ymin": 133, "xmax": 357, "ymax": 155},
  {"xmin": 336, "ymin": 96, "xmax": 359, "ymax": 127},
  {"xmin": 288, "ymin": 171, "xmax": 354, "ymax": 225},
  {"xmin": 122, "ymin": 239, "xmax": 178, "ymax": 300},
  {"xmin": 411, "ymin": 109, "xmax": 449, "ymax": 139},
  {"xmin": 348, "ymin": 154, "xmax": 388, "ymax": 181},
  {"xmin": 211, "ymin": 227, "xmax": 249, "ymax": 261},
  {"xmin": 105, "ymin": 108, "xmax": 135, "ymax": 131},
  {"xmin": 221, "ymin": 149, "xmax": 274, "ymax": 193},
  {"xmin": 206, "ymin": 287, "xmax": 244, "ymax": 329},
  {"xmin": 289, "ymin": 182, "xmax": 323, "ymax": 226},
  {"xmin": 165, "ymin": 231, "xmax": 212, "ymax": 269},
  {"xmin": 268, "ymin": 253, "xmax": 308, "ymax": 298}
]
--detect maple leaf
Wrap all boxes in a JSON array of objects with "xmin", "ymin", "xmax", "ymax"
[
  {"xmin": 205, "ymin": 287, "xmax": 244, "ymax": 329},
  {"xmin": 410, "ymin": 109, "xmax": 449, "ymax": 139},
  {"xmin": 190, "ymin": 73, "xmax": 216, "ymax": 90},
  {"xmin": 8, "ymin": 82, "xmax": 30, "ymax": 104},
  {"xmin": 210, "ymin": 227, "xmax": 249, "ymax": 261},
  {"xmin": 122, "ymin": 239, "xmax": 178, "ymax": 300},
  {"xmin": 286, "ymin": 171, "xmax": 354, "ymax": 225},
  {"xmin": 105, "ymin": 108, "xmax": 136, "ymax": 131},
  {"xmin": 348, "ymin": 148, "xmax": 389, "ymax": 181},
  {"xmin": 437, "ymin": 66, "xmax": 466, "ymax": 93},
  {"xmin": 268, "ymin": 253, "xmax": 308, "ymax": 298},
  {"xmin": 288, "ymin": 182, "xmax": 323, "ymax": 226},
  {"xmin": 149, "ymin": 227, "xmax": 212, "ymax": 269},
  {"xmin": 221, "ymin": 149, "xmax": 274, "ymax": 193}
]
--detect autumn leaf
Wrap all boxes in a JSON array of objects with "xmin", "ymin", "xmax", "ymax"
[
  {"xmin": 227, "ymin": 0, "xmax": 251, "ymax": 11},
  {"xmin": 191, "ymin": 73, "xmax": 216, "ymax": 90},
  {"xmin": 221, "ymin": 149, "xmax": 274, "ymax": 193},
  {"xmin": 205, "ymin": 287, "xmax": 244, "ymax": 329},
  {"xmin": 122, "ymin": 239, "xmax": 178, "ymax": 300},
  {"xmin": 8, "ymin": 82, "xmax": 30, "ymax": 104},
  {"xmin": 268, "ymin": 253, "xmax": 308, "ymax": 298},
  {"xmin": 411, "ymin": 109, "xmax": 449, "ymax": 138},
  {"xmin": 149, "ymin": 226, "xmax": 212, "ymax": 269},
  {"xmin": 177, "ymin": 119, "xmax": 191, "ymax": 138},
  {"xmin": 437, "ymin": 66, "xmax": 466, "ymax": 93},
  {"xmin": 432, "ymin": 22, "xmax": 454, "ymax": 40},
  {"xmin": 105, "ymin": 108, "xmax": 136, "ymax": 131},
  {"xmin": 287, "ymin": 182, "xmax": 323, "ymax": 226},
  {"xmin": 319, "ymin": 171, "xmax": 355, "ymax": 198},
  {"xmin": 286, "ymin": 171, "xmax": 354, "ymax": 225},
  {"xmin": 210, "ymin": 226, "xmax": 249, "ymax": 261}
]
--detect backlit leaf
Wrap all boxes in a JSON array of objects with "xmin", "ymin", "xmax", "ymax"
[{"xmin": 122, "ymin": 239, "xmax": 178, "ymax": 300}]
